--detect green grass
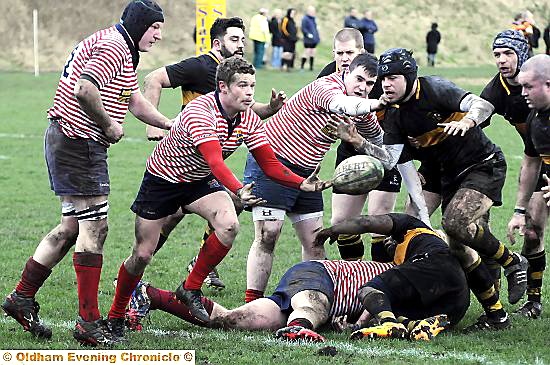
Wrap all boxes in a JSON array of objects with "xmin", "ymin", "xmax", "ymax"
[{"xmin": 0, "ymin": 67, "xmax": 548, "ymax": 365}]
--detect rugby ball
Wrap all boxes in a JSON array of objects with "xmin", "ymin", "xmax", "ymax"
[{"xmin": 333, "ymin": 155, "xmax": 385, "ymax": 195}]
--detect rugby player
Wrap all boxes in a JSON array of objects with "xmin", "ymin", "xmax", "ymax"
[
  {"xmin": 315, "ymin": 213, "xmax": 469, "ymax": 340},
  {"xmin": 318, "ymin": 28, "xmax": 427, "ymax": 262},
  {"xmin": 243, "ymin": 53, "xmax": 428, "ymax": 303},
  {"xmin": 1, "ymin": 0, "xmax": 171, "ymax": 346},
  {"xmin": 106, "ymin": 57, "xmax": 331, "ymax": 340},
  {"xmin": 142, "ymin": 17, "xmax": 286, "ymax": 290},
  {"xmin": 355, "ymin": 48, "xmax": 528, "ymax": 331},
  {"xmin": 508, "ymin": 54, "xmax": 550, "ymax": 319}
]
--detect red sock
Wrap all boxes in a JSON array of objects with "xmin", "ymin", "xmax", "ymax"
[
  {"xmin": 146, "ymin": 286, "xmax": 213, "ymax": 327},
  {"xmin": 73, "ymin": 252, "xmax": 102, "ymax": 322},
  {"xmin": 108, "ymin": 262, "xmax": 142, "ymax": 319},
  {"xmin": 245, "ymin": 289, "xmax": 264, "ymax": 303},
  {"xmin": 184, "ymin": 233, "xmax": 230, "ymax": 290},
  {"xmin": 15, "ymin": 257, "xmax": 52, "ymax": 298}
]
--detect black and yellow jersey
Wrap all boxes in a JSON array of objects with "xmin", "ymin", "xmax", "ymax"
[
  {"xmin": 165, "ymin": 51, "xmax": 220, "ymax": 109},
  {"xmin": 524, "ymin": 109, "xmax": 550, "ymax": 172},
  {"xmin": 383, "ymin": 76, "xmax": 498, "ymax": 177},
  {"xmin": 387, "ymin": 213, "xmax": 448, "ymax": 265},
  {"xmin": 480, "ymin": 73, "xmax": 530, "ymax": 136}
]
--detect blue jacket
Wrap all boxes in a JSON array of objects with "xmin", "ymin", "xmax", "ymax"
[
  {"xmin": 301, "ymin": 15, "xmax": 320, "ymax": 46},
  {"xmin": 361, "ymin": 18, "xmax": 378, "ymax": 46}
]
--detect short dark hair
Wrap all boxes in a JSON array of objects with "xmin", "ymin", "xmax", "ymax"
[
  {"xmin": 210, "ymin": 17, "xmax": 245, "ymax": 46},
  {"xmin": 349, "ymin": 53, "xmax": 378, "ymax": 76},
  {"xmin": 216, "ymin": 57, "xmax": 255, "ymax": 89}
]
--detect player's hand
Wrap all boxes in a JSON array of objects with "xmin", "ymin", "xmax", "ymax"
[
  {"xmin": 437, "ymin": 118, "xmax": 475, "ymax": 137},
  {"xmin": 300, "ymin": 164, "xmax": 333, "ymax": 192},
  {"xmin": 105, "ymin": 122, "xmax": 124, "ymax": 144},
  {"xmin": 146, "ymin": 125, "xmax": 166, "ymax": 141},
  {"xmin": 370, "ymin": 94, "xmax": 390, "ymax": 111},
  {"xmin": 331, "ymin": 114, "xmax": 362, "ymax": 145},
  {"xmin": 269, "ymin": 88, "xmax": 287, "ymax": 113},
  {"xmin": 237, "ymin": 182, "xmax": 266, "ymax": 207},
  {"xmin": 541, "ymin": 174, "xmax": 550, "ymax": 206},
  {"xmin": 507, "ymin": 213, "xmax": 526, "ymax": 245},
  {"xmin": 331, "ymin": 315, "xmax": 350, "ymax": 332},
  {"xmin": 314, "ymin": 227, "xmax": 338, "ymax": 246}
]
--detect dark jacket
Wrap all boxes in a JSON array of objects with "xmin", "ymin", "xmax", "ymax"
[
  {"xmin": 269, "ymin": 17, "xmax": 284, "ymax": 47},
  {"xmin": 544, "ymin": 25, "xmax": 550, "ymax": 53},
  {"xmin": 360, "ymin": 18, "xmax": 377, "ymax": 46},
  {"xmin": 281, "ymin": 16, "xmax": 298, "ymax": 43},
  {"xmin": 344, "ymin": 15, "xmax": 361, "ymax": 29},
  {"xmin": 301, "ymin": 14, "xmax": 320, "ymax": 47},
  {"xmin": 426, "ymin": 29, "xmax": 441, "ymax": 54}
]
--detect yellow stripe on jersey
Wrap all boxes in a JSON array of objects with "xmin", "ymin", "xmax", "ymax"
[
  {"xmin": 541, "ymin": 155, "xmax": 550, "ymax": 165},
  {"xmin": 393, "ymin": 227, "xmax": 440, "ymax": 265},
  {"xmin": 181, "ymin": 90, "xmax": 204, "ymax": 107},
  {"xmin": 499, "ymin": 74, "xmax": 511, "ymax": 96},
  {"xmin": 413, "ymin": 112, "xmax": 467, "ymax": 147}
]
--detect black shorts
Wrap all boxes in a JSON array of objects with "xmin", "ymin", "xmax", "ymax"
[
  {"xmin": 441, "ymin": 151, "xmax": 507, "ymax": 213},
  {"xmin": 130, "ymin": 171, "xmax": 226, "ymax": 220},
  {"xmin": 333, "ymin": 141, "xmax": 401, "ymax": 194},
  {"xmin": 535, "ymin": 168, "xmax": 547, "ymax": 191},
  {"xmin": 282, "ymin": 40, "xmax": 296, "ymax": 53},
  {"xmin": 369, "ymin": 251, "xmax": 470, "ymax": 326},
  {"xmin": 418, "ymin": 159, "xmax": 442, "ymax": 194},
  {"xmin": 303, "ymin": 43, "xmax": 318, "ymax": 49},
  {"xmin": 45, "ymin": 120, "xmax": 110, "ymax": 196},
  {"xmin": 267, "ymin": 261, "xmax": 334, "ymax": 314}
]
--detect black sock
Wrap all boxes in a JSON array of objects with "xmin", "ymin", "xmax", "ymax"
[
  {"xmin": 337, "ymin": 234, "xmax": 364, "ymax": 260},
  {"xmin": 465, "ymin": 258, "xmax": 506, "ymax": 319},
  {"xmin": 525, "ymin": 250, "xmax": 545, "ymax": 302},
  {"xmin": 300, "ymin": 57, "xmax": 306, "ymax": 69},
  {"xmin": 309, "ymin": 56, "xmax": 314, "ymax": 70}
]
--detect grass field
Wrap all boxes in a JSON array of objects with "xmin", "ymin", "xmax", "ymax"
[{"xmin": 0, "ymin": 66, "xmax": 549, "ymax": 365}]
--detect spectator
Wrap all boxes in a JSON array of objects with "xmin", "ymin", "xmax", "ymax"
[
  {"xmin": 426, "ymin": 23, "xmax": 441, "ymax": 66},
  {"xmin": 269, "ymin": 9, "xmax": 284, "ymax": 68},
  {"xmin": 249, "ymin": 8, "xmax": 271, "ymax": 69},
  {"xmin": 512, "ymin": 11, "xmax": 535, "ymax": 56},
  {"xmin": 344, "ymin": 8, "xmax": 361, "ymax": 29},
  {"xmin": 281, "ymin": 8, "xmax": 298, "ymax": 71},
  {"xmin": 300, "ymin": 6, "xmax": 320, "ymax": 71},
  {"xmin": 360, "ymin": 10, "xmax": 378, "ymax": 54}
]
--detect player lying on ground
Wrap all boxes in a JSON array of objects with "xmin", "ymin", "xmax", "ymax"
[
  {"xmin": 315, "ymin": 213, "xmax": 469, "ymax": 340},
  {"xmin": 122, "ymin": 213, "xmax": 464, "ymax": 342}
]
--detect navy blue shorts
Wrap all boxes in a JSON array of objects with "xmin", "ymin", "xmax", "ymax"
[
  {"xmin": 243, "ymin": 153, "xmax": 323, "ymax": 214},
  {"xmin": 45, "ymin": 120, "xmax": 110, "ymax": 196},
  {"xmin": 334, "ymin": 141, "xmax": 401, "ymax": 194},
  {"xmin": 267, "ymin": 261, "xmax": 334, "ymax": 314},
  {"xmin": 131, "ymin": 171, "xmax": 226, "ymax": 220}
]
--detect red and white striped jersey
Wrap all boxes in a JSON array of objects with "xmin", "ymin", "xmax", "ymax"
[
  {"xmin": 147, "ymin": 92, "xmax": 269, "ymax": 183},
  {"xmin": 47, "ymin": 26, "xmax": 138, "ymax": 146},
  {"xmin": 318, "ymin": 260, "xmax": 395, "ymax": 321},
  {"xmin": 265, "ymin": 73, "xmax": 382, "ymax": 169}
]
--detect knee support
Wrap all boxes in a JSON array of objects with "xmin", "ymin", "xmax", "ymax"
[{"xmin": 75, "ymin": 201, "xmax": 109, "ymax": 221}]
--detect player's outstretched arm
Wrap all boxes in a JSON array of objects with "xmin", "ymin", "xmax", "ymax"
[
  {"xmin": 315, "ymin": 215, "xmax": 394, "ymax": 246},
  {"xmin": 143, "ymin": 67, "xmax": 172, "ymax": 140},
  {"xmin": 438, "ymin": 94, "xmax": 494, "ymax": 136},
  {"xmin": 251, "ymin": 88, "xmax": 287, "ymax": 119}
]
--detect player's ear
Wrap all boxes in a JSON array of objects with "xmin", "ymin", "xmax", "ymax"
[
  {"xmin": 218, "ymin": 80, "xmax": 228, "ymax": 93},
  {"xmin": 212, "ymin": 38, "xmax": 222, "ymax": 51}
]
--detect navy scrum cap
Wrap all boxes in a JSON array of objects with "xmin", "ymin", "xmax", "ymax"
[
  {"xmin": 121, "ymin": 0, "xmax": 164, "ymax": 48},
  {"xmin": 378, "ymin": 48, "xmax": 418, "ymax": 101},
  {"xmin": 492, "ymin": 30, "xmax": 529, "ymax": 75}
]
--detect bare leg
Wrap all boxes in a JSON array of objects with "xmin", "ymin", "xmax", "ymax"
[
  {"xmin": 246, "ymin": 220, "xmax": 284, "ymax": 292},
  {"xmin": 211, "ymin": 298, "xmax": 286, "ymax": 331},
  {"xmin": 293, "ymin": 216, "xmax": 325, "ymax": 261},
  {"xmin": 287, "ymin": 290, "xmax": 330, "ymax": 329}
]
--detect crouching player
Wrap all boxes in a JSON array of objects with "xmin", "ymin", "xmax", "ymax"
[{"xmin": 315, "ymin": 213, "xmax": 470, "ymax": 340}]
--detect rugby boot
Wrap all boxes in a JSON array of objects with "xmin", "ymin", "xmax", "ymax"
[
  {"xmin": 174, "ymin": 282, "xmax": 210, "ymax": 323},
  {"xmin": 274, "ymin": 326, "xmax": 326, "ymax": 342},
  {"xmin": 73, "ymin": 316, "xmax": 116, "ymax": 347},
  {"xmin": 463, "ymin": 313, "xmax": 510, "ymax": 332},
  {"xmin": 2, "ymin": 290, "xmax": 52, "ymax": 339},
  {"xmin": 514, "ymin": 301, "xmax": 542, "ymax": 319},
  {"xmin": 106, "ymin": 317, "xmax": 126, "ymax": 343},
  {"xmin": 504, "ymin": 253, "xmax": 528, "ymax": 304},
  {"xmin": 187, "ymin": 256, "xmax": 225, "ymax": 290},
  {"xmin": 125, "ymin": 280, "xmax": 152, "ymax": 331},
  {"xmin": 350, "ymin": 321, "xmax": 408, "ymax": 340},
  {"xmin": 409, "ymin": 314, "xmax": 450, "ymax": 341}
]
